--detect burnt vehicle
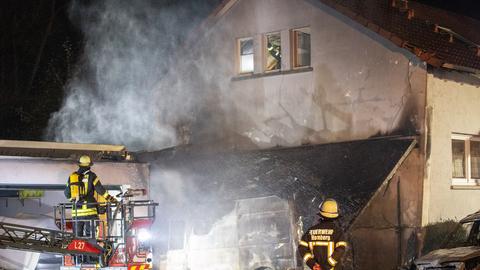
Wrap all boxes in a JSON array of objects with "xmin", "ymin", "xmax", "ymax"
[{"xmin": 414, "ymin": 210, "xmax": 480, "ymax": 270}]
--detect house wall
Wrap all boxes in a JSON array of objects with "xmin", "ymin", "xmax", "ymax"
[
  {"xmin": 350, "ymin": 148, "xmax": 423, "ymax": 269},
  {"xmin": 0, "ymin": 157, "xmax": 148, "ymax": 187},
  {"xmin": 190, "ymin": 0, "xmax": 427, "ymax": 149},
  {"xmin": 423, "ymin": 69, "xmax": 480, "ymax": 224}
]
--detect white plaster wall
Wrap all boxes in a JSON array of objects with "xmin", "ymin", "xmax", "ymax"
[
  {"xmin": 424, "ymin": 70, "xmax": 480, "ymax": 224},
  {"xmin": 0, "ymin": 157, "xmax": 148, "ymax": 187},
  {"xmin": 0, "ymin": 157, "xmax": 149, "ymax": 219},
  {"xmin": 195, "ymin": 0, "xmax": 427, "ymax": 149}
]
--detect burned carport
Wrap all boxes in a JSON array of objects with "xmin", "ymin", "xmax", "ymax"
[{"xmin": 138, "ymin": 136, "xmax": 422, "ymax": 269}]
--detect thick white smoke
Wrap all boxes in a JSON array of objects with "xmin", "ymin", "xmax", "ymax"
[{"xmin": 46, "ymin": 0, "xmax": 219, "ymax": 150}]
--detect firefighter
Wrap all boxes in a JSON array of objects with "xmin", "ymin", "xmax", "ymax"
[
  {"xmin": 64, "ymin": 155, "xmax": 117, "ymax": 239},
  {"xmin": 298, "ymin": 198, "xmax": 348, "ymax": 270}
]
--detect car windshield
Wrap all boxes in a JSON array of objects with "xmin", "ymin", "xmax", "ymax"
[{"xmin": 444, "ymin": 222, "xmax": 477, "ymax": 248}]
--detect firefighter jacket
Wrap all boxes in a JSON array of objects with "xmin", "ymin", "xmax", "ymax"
[
  {"xmin": 298, "ymin": 219, "xmax": 348, "ymax": 270},
  {"xmin": 64, "ymin": 169, "xmax": 113, "ymax": 217}
]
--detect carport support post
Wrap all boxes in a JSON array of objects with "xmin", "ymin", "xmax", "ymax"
[{"xmin": 397, "ymin": 177, "xmax": 403, "ymax": 267}]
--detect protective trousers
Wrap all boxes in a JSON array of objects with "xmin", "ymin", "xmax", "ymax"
[{"xmin": 73, "ymin": 214, "xmax": 97, "ymax": 239}]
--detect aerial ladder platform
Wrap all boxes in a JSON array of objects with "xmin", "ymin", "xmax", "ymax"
[{"xmin": 0, "ymin": 190, "xmax": 157, "ymax": 270}]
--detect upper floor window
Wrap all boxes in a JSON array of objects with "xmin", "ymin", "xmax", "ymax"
[
  {"xmin": 292, "ymin": 28, "xmax": 311, "ymax": 68},
  {"xmin": 238, "ymin": 37, "xmax": 254, "ymax": 74},
  {"xmin": 452, "ymin": 134, "xmax": 480, "ymax": 186},
  {"xmin": 265, "ymin": 32, "xmax": 282, "ymax": 71}
]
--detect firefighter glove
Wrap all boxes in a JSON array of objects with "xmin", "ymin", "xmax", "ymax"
[{"xmin": 107, "ymin": 195, "xmax": 118, "ymax": 204}]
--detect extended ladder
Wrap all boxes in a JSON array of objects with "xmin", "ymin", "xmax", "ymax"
[{"xmin": 0, "ymin": 222, "xmax": 101, "ymax": 256}]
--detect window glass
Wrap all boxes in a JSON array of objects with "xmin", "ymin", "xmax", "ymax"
[
  {"xmin": 239, "ymin": 38, "xmax": 254, "ymax": 73},
  {"xmin": 452, "ymin": 139, "xmax": 466, "ymax": 178},
  {"xmin": 265, "ymin": 33, "xmax": 281, "ymax": 71},
  {"xmin": 471, "ymin": 141, "xmax": 480, "ymax": 179},
  {"xmin": 294, "ymin": 28, "xmax": 311, "ymax": 67}
]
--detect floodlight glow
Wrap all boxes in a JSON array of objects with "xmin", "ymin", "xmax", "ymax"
[{"xmin": 137, "ymin": 229, "xmax": 151, "ymax": 242}]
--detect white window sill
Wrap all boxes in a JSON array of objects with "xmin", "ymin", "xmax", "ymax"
[
  {"xmin": 451, "ymin": 178, "xmax": 480, "ymax": 189},
  {"xmin": 232, "ymin": 67, "xmax": 313, "ymax": 81}
]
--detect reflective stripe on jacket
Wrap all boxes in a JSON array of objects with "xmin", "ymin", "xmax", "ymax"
[
  {"xmin": 72, "ymin": 204, "xmax": 98, "ymax": 217},
  {"xmin": 298, "ymin": 219, "xmax": 348, "ymax": 270}
]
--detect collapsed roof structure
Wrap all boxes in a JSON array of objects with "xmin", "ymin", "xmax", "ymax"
[
  {"xmin": 140, "ymin": 137, "xmax": 415, "ymax": 227},
  {"xmin": 138, "ymin": 137, "xmax": 419, "ymax": 269}
]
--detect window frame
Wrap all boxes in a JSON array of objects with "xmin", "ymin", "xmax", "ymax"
[
  {"xmin": 291, "ymin": 27, "xmax": 311, "ymax": 69},
  {"xmin": 237, "ymin": 37, "xmax": 255, "ymax": 75},
  {"xmin": 263, "ymin": 31, "xmax": 282, "ymax": 72},
  {"xmin": 451, "ymin": 133, "xmax": 480, "ymax": 187}
]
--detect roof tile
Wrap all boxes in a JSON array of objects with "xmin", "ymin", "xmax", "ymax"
[{"xmin": 321, "ymin": 0, "xmax": 480, "ymax": 72}]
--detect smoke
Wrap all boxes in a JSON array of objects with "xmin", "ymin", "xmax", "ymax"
[{"xmin": 46, "ymin": 0, "xmax": 221, "ymax": 151}]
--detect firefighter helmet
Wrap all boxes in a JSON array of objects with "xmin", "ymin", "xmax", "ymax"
[
  {"xmin": 78, "ymin": 155, "xmax": 93, "ymax": 167},
  {"xmin": 318, "ymin": 198, "xmax": 339, "ymax": 218}
]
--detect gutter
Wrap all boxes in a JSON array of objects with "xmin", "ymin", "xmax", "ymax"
[{"xmin": 442, "ymin": 63, "xmax": 480, "ymax": 74}]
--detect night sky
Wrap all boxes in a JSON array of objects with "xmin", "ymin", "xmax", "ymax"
[
  {"xmin": 415, "ymin": 0, "xmax": 480, "ymax": 20},
  {"xmin": 0, "ymin": 0, "xmax": 478, "ymax": 142},
  {"xmin": 0, "ymin": 0, "xmax": 221, "ymax": 141}
]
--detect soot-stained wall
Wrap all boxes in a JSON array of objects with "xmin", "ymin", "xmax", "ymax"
[
  {"xmin": 350, "ymin": 147, "xmax": 423, "ymax": 269},
  {"xmin": 184, "ymin": 0, "xmax": 427, "ymax": 149}
]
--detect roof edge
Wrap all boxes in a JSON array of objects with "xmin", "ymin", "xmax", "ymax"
[
  {"xmin": 442, "ymin": 63, "xmax": 480, "ymax": 74},
  {"xmin": 208, "ymin": 0, "xmax": 239, "ymax": 19},
  {"xmin": 136, "ymin": 135, "xmax": 417, "ymax": 159},
  {"xmin": 0, "ymin": 140, "xmax": 126, "ymax": 153}
]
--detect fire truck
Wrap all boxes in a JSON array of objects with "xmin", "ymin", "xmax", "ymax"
[{"xmin": 0, "ymin": 189, "xmax": 158, "ymax": 270}]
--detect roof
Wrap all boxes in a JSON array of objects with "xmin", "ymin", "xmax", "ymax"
[
  {"xmin": 0, "ymin": 140, "xmax": 128, "ymax": 160},
  {"xmin": 139, "ymin": 137, "xmax": 416, "ymax": 229},
  {"xmin": 319, "ymin": 0, "xmax": 480, "ymax": 73},
  {"xmin": 209, "ymin": 0, "xmax": 480, "ymax": 73}
]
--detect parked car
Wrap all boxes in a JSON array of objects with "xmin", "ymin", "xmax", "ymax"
[{"xmin": 413, "ymin": 210, "xmax": 480, "ymax": 270}]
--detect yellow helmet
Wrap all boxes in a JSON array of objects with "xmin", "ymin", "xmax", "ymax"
[
  {"xmin": 319, "ymin": 198, "xmax": 339, "ymax": 219},
  {"xmin": 78, "ymin": 155, "xmax": 93, "ymax": 167}
]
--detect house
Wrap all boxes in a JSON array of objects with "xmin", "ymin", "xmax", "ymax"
[
  {"xmin": 1, "ymin": 0, "xmax": 479, "ymax": 269},
  {"xmin": 146, "ymin": 0, "xmax": 480, "ymax": 269}
]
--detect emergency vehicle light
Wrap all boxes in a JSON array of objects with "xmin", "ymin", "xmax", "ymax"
[{"xmin": 137, "ymin": 228, "xmax": 151, "ymax": 242}]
